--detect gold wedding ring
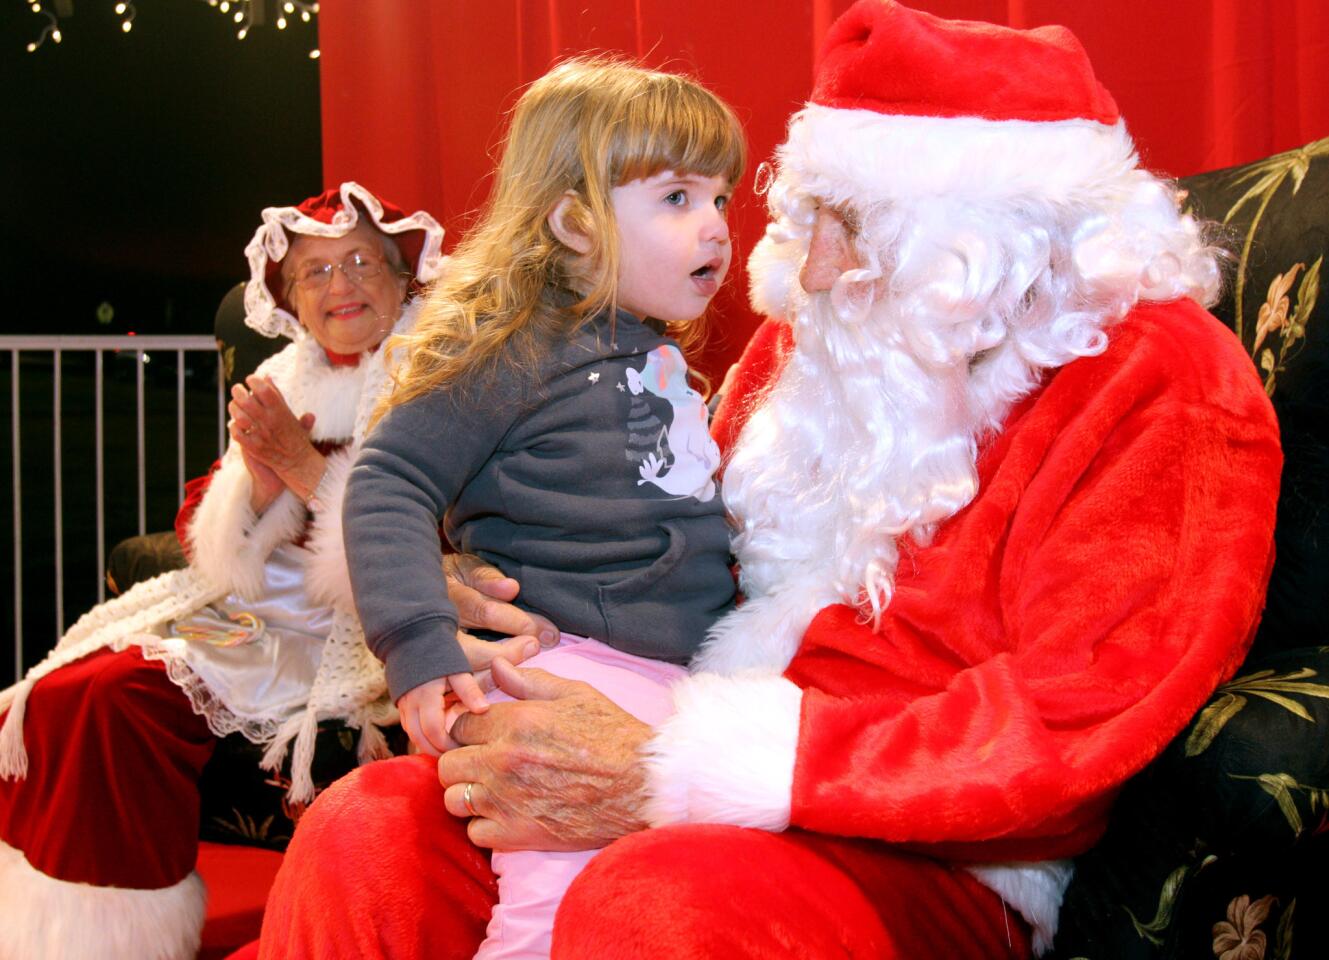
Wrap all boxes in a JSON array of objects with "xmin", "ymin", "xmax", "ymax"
[{"xmin": 462, "ymin": 781, "xmax": 478, "ymax": 818}]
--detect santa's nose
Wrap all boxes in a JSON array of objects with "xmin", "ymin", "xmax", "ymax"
[{"xmin": 800, "ymin": 206, "xmax": 860, "ymax": 293}]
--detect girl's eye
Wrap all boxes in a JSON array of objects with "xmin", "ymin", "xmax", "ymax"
[
  {"xmin": 715, "ymin": 195, "xmax": 730, "ymax": 214},
  {"xmin": 664, "ymin": 190, "xmax": 687, "ymax": 206}
]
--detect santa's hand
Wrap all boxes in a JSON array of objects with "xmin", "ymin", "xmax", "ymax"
[
  {"xmin": 444, "ymin": 554, "xmax": 560, "ymax": 648},
  {"xmin": 458, "ymin": 630, "xmax": 543, "ymax": 693},
  {"xmin": 396, "ymin": 626, "xmax": 552, "ymax": 756},
  {"xmin": 439, "ymin": 658, "xmax": 654, "ymax": 851}
]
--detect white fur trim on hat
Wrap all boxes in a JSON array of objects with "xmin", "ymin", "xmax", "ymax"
[
  {"xmin": 644, "ymin": 672, "xmax": 801, "ymax": 830},
  {"xmin": 0, "ymin": 838, "xmax": 206, "ymax": 960},
  {"xmin": 781, "ymin": 103, "xmax": 1139, "ymax": 208},
  {"xmin": 242, "ymin": 181, "xmax": 445, "ymax": 341}
]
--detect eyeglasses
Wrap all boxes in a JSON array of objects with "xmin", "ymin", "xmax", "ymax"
[{"xmin": 290, "ymin": 251, "xmax": 390, "ymax": 291}]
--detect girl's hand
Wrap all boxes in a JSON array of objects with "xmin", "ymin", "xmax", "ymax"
[
  {"xmin": 397, "ymin": 631, "xmax": 547, "ymax": 756},
  {"xmin": 398, "ymin": 676, "xmax": 479, "ymax": 757}
]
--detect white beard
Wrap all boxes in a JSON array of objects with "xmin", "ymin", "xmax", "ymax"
[{"xmin": 695, "ymin": 277, "xmax": 1008, "ymax": 676}]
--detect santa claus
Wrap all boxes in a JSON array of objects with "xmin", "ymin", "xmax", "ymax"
[{"xmin": 255, "ymin": 3, "xmax": 1281, "ymax": 957}]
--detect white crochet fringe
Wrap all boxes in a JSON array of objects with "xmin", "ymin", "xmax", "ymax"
[{"xmin": 0, "ymin": 679, "xmax": 33, "ymax": 779}]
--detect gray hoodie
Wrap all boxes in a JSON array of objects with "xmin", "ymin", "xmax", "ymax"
[{"xmin": 345, "ymin": 311, "xmax": 736, "ymax": 700}]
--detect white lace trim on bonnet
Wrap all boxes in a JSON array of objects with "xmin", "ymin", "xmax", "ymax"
[{"xmin": 242, "ymin": 180, "xmax": 445, "ymax": 341}]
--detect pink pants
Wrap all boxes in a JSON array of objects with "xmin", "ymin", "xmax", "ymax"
[{"xmin": 475, "ymin": 636, "xmax": 686, "ymax": 959}]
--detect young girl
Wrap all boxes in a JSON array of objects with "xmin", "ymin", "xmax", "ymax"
[{"xmin": 343, "ymin": 58, "xmax": 745, "ymax": 957}]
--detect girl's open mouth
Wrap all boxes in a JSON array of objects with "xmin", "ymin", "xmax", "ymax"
[{"xmin": 691, "ymin": 258, "xmax": 724, "ymax": 294}]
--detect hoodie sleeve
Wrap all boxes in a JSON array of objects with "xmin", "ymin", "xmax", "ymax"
[{"xmin": 344, "ymin": 379, "xmax": 522, "ymax": 702}]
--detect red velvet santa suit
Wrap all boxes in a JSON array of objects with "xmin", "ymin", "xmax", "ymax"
[
  {"xmin": 619, "ymin": 299, "xmax": 1280, "ymax": 931},
  {"xmin": 687, "ymin": 300, "xmax": 1281, "ymax": 863}
]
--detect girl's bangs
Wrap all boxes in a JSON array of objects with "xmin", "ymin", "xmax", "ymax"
[{"xmin": 610, "ymin": 82, "xmax": 746, "ymax": 186}]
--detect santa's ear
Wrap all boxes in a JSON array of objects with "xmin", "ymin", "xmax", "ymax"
[{"xmin": 547, "ymin": 192, "xmax": 594, "ymax": 255}]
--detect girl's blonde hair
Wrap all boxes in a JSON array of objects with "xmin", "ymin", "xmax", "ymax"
[{"xmin": 380, "ymin": 56, "xmax": 746, "ymax": 416}]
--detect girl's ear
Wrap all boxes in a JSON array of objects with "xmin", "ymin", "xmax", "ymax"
[{"xmin": 547, "ymin": 191, "xmax": 594, "ymax": 255}]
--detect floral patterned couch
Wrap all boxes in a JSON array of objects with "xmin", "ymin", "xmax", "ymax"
[{"xmin": 1052, "ymin": 136, "xmax": 1329, "ymax": 960}]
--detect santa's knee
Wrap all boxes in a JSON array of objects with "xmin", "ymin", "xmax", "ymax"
[
  {"xmin": 30, "ymin": 648, "xmax": 177, "ymax": 735},
  {"xmin": 287, "ymin": 755, "xmax": 445, "ymax": 873},
  {"xmin": 553, "ymin": 825, "xmax": 773, "ymax": 953}
]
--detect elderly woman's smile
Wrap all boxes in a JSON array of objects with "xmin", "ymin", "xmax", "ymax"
[{"xmin": 286, "ymin": 221, "xmax": 408, "ymax": 355}]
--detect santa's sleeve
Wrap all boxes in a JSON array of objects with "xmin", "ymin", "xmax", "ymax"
[{"xmin": 647, "ymin": 307, "xmax": 1281, "ymax": 860}]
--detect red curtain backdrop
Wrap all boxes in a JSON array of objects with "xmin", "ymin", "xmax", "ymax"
[{"xmin": 319, "ymin": 0, "xmax": 1329, "ymax": 380}]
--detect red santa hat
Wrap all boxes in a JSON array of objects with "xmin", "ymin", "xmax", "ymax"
[
  {"xmin": 242, "ymin": 181, "xmax": 445, "ymax": 341},
  {"xmin": 777, "ymin": 0, "xmax": 1136, "ymax": 211}
]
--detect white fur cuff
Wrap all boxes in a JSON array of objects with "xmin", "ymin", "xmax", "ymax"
[
  {"xmin": 967, "ymin": 859, "xmax": 1074, "ymax": 956},
  {"xmin": 644, "ymin": 672, "xmax": 801, "ymax": 831},
  {"xmin": 186, "ymin": 453, "xmax": 306, "ymax": 599},
  {"xmin": 0, "ymin": 838, "xmax": 206, "ymax": 960},
  {"xmin": 302, "ymin": 447, "xmax": 357, "ymax": 612}
]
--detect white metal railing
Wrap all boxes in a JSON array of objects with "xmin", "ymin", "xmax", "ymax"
[{"xmin": 1, "ymin": 335, "xmax": 225, "ymax": 682}]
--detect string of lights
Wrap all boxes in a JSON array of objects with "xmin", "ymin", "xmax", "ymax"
[
  {"xmin": 203, "ymin": 0, "xmax": 319, "ymax": 55},
  {"xmin": 115, "ymin": 0, "xmax": 135, "ymax": 33},
  {"xmin": 22, "ymin": 0, "xmax": 320, "ymax": 57},
  {"xmin": 23, "ymin": 2, "xmax": 65, "ymax": 52}
]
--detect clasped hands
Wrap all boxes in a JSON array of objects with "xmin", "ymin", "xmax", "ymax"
[{"xmin": 227, "ymin": 374, "xmax": 327, "ymax": 511}]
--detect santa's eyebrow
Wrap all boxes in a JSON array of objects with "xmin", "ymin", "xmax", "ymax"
[{"xmin": 833, "ymin": 203, "xmax": 863, "ymax": 234}]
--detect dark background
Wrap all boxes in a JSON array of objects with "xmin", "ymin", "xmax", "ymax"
[
  {"xmin": 1, "ymin": 0, "xmax": 322, "ymax": 337},
  {"xmin": 2, "ymin": 1, "xmax": 322, "ymax": 682}
]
